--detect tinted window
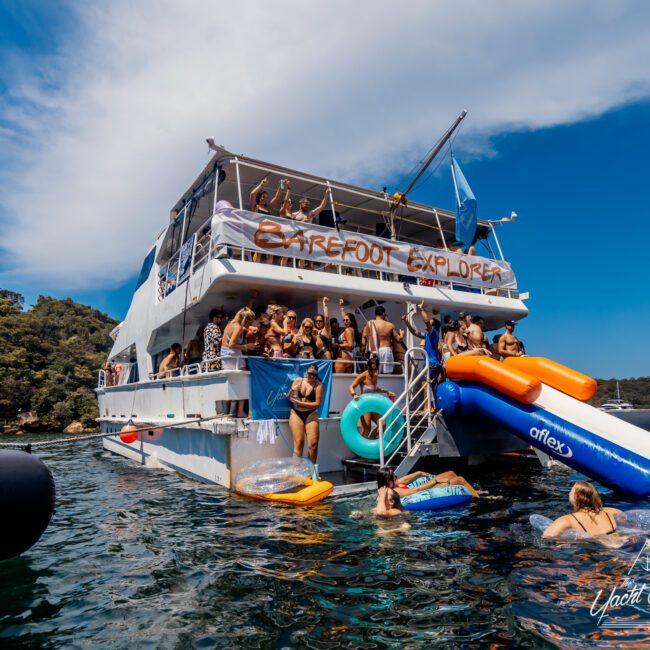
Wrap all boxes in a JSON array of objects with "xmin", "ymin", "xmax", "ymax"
[{"xmin": 135, "ymin": 247, "xmax": 156, "ymax": 291}]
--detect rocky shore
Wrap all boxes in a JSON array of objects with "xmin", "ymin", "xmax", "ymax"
[{"xmin": 0, "ymin": 411, "xmax": 99, "ymax": 436}]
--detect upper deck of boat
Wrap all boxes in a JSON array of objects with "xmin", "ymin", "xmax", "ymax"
[{"xmin": 105, "ymin": 145, "xmax": 528, "ymax": 378}]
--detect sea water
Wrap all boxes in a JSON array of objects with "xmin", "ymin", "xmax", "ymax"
[{"xmin": 1, "ymin": 436, "xmax": 649, "ymax": 648}]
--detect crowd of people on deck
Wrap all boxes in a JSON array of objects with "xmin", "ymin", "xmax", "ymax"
[
  {"xmin": 150, "ymin": 290, "xmax": 527, "ymax": 463},
  {"xmin": 155, "ymin": 291, "xmax": 525, "ymax": 384}
]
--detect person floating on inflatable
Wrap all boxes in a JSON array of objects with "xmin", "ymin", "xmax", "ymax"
[
  {"xmin": 374, "ymin": 467, "xmax": 479, "ymax": 518},
  {"xmin": 348, "ymin": 355, "xmax": 395, "ymax": 438},
  {"xmin": 542, "ymin": 481, "xmax": 623, "ymax": 539}
]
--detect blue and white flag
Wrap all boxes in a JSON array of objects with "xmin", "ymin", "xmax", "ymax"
[
  {"xmin": 247, "ymin": 358, "xmax": 332, "ymax": 421},
  {"xmin": 451, "ymin": 156, "xmax": 478, "ymax": 253}
]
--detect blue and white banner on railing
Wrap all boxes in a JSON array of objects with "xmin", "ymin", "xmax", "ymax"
[
  {"xmin": 212, "ymin": 207, "xmax": 517, "ymax": 290},
  {"xmin": 248, "ymin": 358, "xmax": 332, "ymax": 421},
  {"xmin": 178, "ymin": 234, "xmax": 195, "ymax": 283}
]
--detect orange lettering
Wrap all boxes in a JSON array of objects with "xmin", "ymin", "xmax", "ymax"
[
  {"xmin": 407, "ymin": 248, "xmax": 423, "ymax": 272},
  {"xmin": 356, "ymin": 241, "xmax": 370, "ymax": 262},
  {"xmin": 326, "ymin": 236, "xmax": 343, "ymax": 258},
  {"xmin": 254, "ymin": 220, "xmax": 285, "ymax": 250},
  {"xmin": 309, "ymin": 234, "xmax": 327, "ymax": 255},
  {"xmin": 382, "ymin": 245, "xmax": 399, "ymax": 266}
]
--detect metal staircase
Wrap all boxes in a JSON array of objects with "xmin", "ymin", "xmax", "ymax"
[{"xmin": 377, "ymin": 347, "xmax": 442, "ymax": 477}]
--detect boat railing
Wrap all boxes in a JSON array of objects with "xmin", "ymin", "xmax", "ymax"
[
  {"xmin": 377, "ymin": 347, "xmax": 432, "ymax": 467},
  {"xmin": 156, "ymin": 210, "xmax": 518, "ymax": 302},
  {"xmin": 100, "ymin": 356, "xmax": 383, "ymax": 388}
]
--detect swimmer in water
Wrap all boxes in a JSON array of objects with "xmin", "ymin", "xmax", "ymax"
[
  {"xmin": 374, "ymin": 467, "xmax": 479, "ymax": 517},
  {"xmin": 542, "ymin": 481, "xmax": 624, "ymax": 539}
]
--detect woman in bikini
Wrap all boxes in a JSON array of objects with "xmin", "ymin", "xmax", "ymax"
[
  {"xmin": 374, "ymin": 467, "xmax": 479, "ymax": 517},
  {"xmin": 287, "ymin": 364, "xmax": 323, "ymax": 462},
  {"xmin": 348, "ymin": 356, "xmax": 395, "ymax": 438},
  {"xmin": 266, "ymin": 304, "xmax": 288, "ymax": 359},
  {"xmin": 334, "ymin": 299, "xmax": 360, "ymax": 373},
  {"xmin": 542, "ymin": 481, "xmax": 623, "ymax": 539},
  {"xmin": 249, "ymin": 177, "xmax": 284, "ymax": 263},
  {"xmin": 292, "ymin": 318, "xmax": 323, "ymax": 359},
  {"xmin": 221, "ymin": 307, "xmax": 257, "ymax": 418}
]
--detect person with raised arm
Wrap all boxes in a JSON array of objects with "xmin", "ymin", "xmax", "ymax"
[
  {"xmin": 334, "ymin": 299, "xmax": 360, "ymax": 373},
  {"xmin": 313, "ymin": 297, "xmax": 332, "ymax": 360},
  {"xmin": 250, "ymin": 177, "xmax": 284, "ymax": 264},
  {"xmin": 292, "ymin": 188, "xmax": 330, "ymax": 224}
]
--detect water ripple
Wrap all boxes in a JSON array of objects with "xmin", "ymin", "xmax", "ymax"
[{"xmin": 1, "ymin": 437, "xmax": 649, "ymax": 648}]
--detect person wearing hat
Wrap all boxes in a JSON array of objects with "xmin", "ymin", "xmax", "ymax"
[{"xmin": 498, "ymin": 320, "xmax": 524, "ymax": 358}]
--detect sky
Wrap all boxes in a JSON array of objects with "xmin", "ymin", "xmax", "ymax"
[{"xmin": 1, "ymin": 0, "xmax": 649, "ymax": 378}]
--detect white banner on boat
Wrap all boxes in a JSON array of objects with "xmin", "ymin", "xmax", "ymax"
[{"xmin": 212, "ymin": 208, "xmax": 517, "ymax": 290}]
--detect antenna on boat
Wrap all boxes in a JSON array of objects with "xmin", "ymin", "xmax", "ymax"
[{"xmin": 389, "ymin": 110, "xmax": 467, "ymax": 234}]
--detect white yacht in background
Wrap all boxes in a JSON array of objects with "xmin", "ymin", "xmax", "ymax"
[
  {"xmin": 600, "ymin": 382, "xmax": 635, "ymax": 411},
  {"xmin": 96, "ymin": 132, "xmax": 530, "ymax": 490}
]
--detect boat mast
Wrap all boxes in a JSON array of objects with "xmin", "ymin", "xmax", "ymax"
[{"xmin": 389, "ymin": 110, "xmax": 467, "ymax": 238}]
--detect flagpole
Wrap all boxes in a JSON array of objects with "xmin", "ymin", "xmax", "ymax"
[{"xmin": 391, "ymin": 109, "xmax": 467, "ymax": 216}]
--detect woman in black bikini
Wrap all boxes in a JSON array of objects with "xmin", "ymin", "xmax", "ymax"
[
  {"xmin": 288, "ymin": 364, "xmax": 323, "ymax": 462},
  {"xmin": 250, "ymin": 177, "xmax": 284, "ymax": 263},
  {"xmin": 543, "ymin": 481, "xmax": 623, "ymax": 538},
  {"xmin": 292, "ymin": 318, "xmax": 323, "ymax": 359}
]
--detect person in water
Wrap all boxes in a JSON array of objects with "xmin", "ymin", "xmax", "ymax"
[
  {"xmin": 374, "ymin": 467, "xmax": 480, "ymax": 517},
  {"xmin": 542, "ymin": 481, "xmax": 623, "ymax": 538},
  {"xmin": 287, "ymin": 364, "xmax": 323, "ymax": 462}
]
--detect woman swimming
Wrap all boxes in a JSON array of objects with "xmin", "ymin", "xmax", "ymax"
[
  {"xmin": 542, "ymin": 481, "xmax": 623, "ymax": 539},
  {"xmin": 374, "ymin": 467, "xmax": 479, "ymax": 517}
]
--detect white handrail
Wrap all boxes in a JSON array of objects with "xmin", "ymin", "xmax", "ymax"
[{"xmin": 377, "ymin": 347, "xmax": 431, "ymax": 467}]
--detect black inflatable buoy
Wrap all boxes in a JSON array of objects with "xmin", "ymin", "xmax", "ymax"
[{"xmin": 0, "ymin": 449, "xmax": 55, "ymax": 561}]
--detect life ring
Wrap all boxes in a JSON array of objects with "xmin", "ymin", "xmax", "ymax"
[
  {"xmin": 402, "ymin": 484, "xmax": 472, "ymax": 511},
  {"xmin": 340, "ymin": 393, "xmax": 405, "ymax": 460}
]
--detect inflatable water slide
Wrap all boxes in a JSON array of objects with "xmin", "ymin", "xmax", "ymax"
[{"xmin": 435, "ymin": 357, "xmax": 650, "ymax": 498}]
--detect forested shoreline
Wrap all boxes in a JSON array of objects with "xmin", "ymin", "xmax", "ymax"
[
  {"xmin": 0, "ymin": 288, "xmax": 648, "ymax": 433},
  {"xmin": 0, "ymin": 289, "xmax": 117, "ymax": 433}
]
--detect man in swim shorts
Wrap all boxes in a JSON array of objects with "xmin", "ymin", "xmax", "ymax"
[
  {"xmin": 362, "ymin": 305, "xmax": 396, "ymax": 373},
  {"xmin": 498, "ymin": 320, "xmax": 524, "ymax": 358}
]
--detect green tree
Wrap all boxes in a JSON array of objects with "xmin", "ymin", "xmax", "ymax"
[{"xmin": 0, "ymin": 290, "xmax": 117, "ymax": 429}]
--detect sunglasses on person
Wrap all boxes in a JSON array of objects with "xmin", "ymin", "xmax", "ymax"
[
  {"xmin": 314, "ymin": 319, "xmax": 324, "ymax": 323},
  {"xmin": 303, "ymin": 325, "xmax": 313, "ymax": 330},
  {"xmin": 307, "ymin": 371, "xmax": 318, "ymax": 378},
  {"xmin": 287, "ymin": 315, "xmax": 296, "ymax": 320}
]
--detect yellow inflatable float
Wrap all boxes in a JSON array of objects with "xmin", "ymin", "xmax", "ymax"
[{"xmin": 238, "ymin": 479, "xmax": 334, "ymax": 505}]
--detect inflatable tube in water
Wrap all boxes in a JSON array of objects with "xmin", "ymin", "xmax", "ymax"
[
  {"xmin": 529, "ymin": 514, "xmax": 589, "ymax": 540},
  {"xmin": 239, "ymin": 479, "xmax": 334, "ymax": 505},
  {"xmin": 402, "ymin": 485, "xmax": 472, "ymax": 511},
  {"xmin": 531, "ymin": 510, "xmax": 650, "ymax": 539},
  {"xmin": 234, "ymin": 456, "xmax": 313, "ymax": 495},
  {"xmin": 0, "ymin": 450, "xmax": 56, "ymax": 561},
  {"xmin": 340, "ymin": 394, "xmax": 405, "ymax": 460}
]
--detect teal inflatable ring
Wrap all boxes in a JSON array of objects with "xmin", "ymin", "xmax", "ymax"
[{"xmin": 340, "ymin": 393, "xmax": 405, "ymax": 460}]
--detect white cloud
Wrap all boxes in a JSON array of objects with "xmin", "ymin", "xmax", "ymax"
[{"xmin": 1, "ymin": 0, "xmax": 650, "ymax": 290}]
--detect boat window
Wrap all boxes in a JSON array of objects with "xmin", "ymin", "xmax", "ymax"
[{"xmin": 135, "ymin": 247, "xmax": 156, "ymax": 291}]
